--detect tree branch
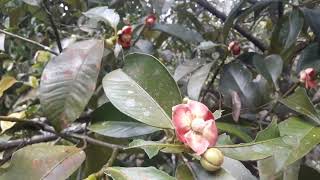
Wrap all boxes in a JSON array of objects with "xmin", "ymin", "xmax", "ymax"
[
  {"xmin": 0, "ymin": 29, "xmax": 58, "ymax": 55},
  {"xmin": 194, "ymin": 0, "xmax": 267, "ymax": 52}
]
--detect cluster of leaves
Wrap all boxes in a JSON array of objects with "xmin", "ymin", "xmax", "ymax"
[{"xmin": 1, "ymin": 0, "xmax": 320, "ymax": 179}]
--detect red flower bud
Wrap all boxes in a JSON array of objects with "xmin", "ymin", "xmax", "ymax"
[
  {"xmin": 145, "ymin": 14, "xmax": 157, "ymax": 27},
  {"xmin": 228, "ymin": 41, "xmax": 241, "ymax": 55},
  {"xmin": 299, "ymin": 68, "xmax": 317, "ymax": 89},
  {"xmin": 117, "ymin": 26, "xmax": 133, "ymax": 49}
]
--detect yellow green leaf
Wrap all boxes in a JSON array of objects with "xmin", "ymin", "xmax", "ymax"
[{"xmin": 0, "ymin": 76, "xmax": 17, "ymax": 97}]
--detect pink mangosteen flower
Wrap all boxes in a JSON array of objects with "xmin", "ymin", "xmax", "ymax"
[
  {"xmin": 299, "ymin": 68, "xmax": 317, "ymax": 89},
  {"xmin": 172, "ymin": 99, "xmax": 218, "ymax": 155}
]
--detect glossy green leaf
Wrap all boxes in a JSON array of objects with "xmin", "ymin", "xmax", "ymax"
[
  {"xmin": 88, "ymin": 121, "xmax": 160, "ymax": 138},
  {"xmin": 216, "ymin": 122, "xmax": 253, "ymax": 143},
  {"xmin": 127, "ymin": 139, "xmax": 186, "ymax": 158},
  {"xmin": 187, "ymin": 62, "xmax": 213, "ymax": 100},
  {"xmin": 0, "ymin": 144, "xmax": 85, "ymax": 179},
  {"xmin": 278, "ymin": 117, "xmax": 320, "ymax": 167},
  {"xmin": 301, "ymin": 8, "xmax": 320, "ymax": 41},
  {"xmin": 186, "ymin": 158, "xmax": 256, "ymax": 180},
  {"xmin": 105, "ymin": 167, "xmax": 175, "ymax": 180},
  {"xmin": 83, "ymin": 6, "xmax": 120, "ymax": 30},
  {"xmin": 151, "ymin": 24, "xmax": 203, "ymax": 43},
  {"xmin": 253, "ymin": 54, "xmax": 283, "ymax": 88},
  {"xmin": 39, "ymin": 39, "xmax": 104, "ymax": 130},
  {"xmin": 91, "ymin": 102, "xmax": 136, "ymax": 122},
  {"xmin": 103, "ymin": 53, "xmax": 181, "ymax": 129},
  {"xmin": 255, "ymin": 118, "xmax": 280, "ymax": 142},
  {"xmin": 219, "ymin": 62, "xmax": 267, "ymax": 109},
  {"xmin": 296, "ymin": 42, "xmax": 320, "ymax": 72},
  {"xmin": 280, "ymin": 87, "xmax": 320, "ymax": 125},
  {"xmin": 173, "ymin": 60, "xmax": 202, "ymax": 81},
  {"xmin": 270, "ymin": 8, "xmax": 304, "ymax": 61},
  {"xmin": 22, "ymin": 0, "xmax": 41, "ymax": 6}
]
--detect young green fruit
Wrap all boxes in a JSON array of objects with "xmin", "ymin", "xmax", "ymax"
[{"xmin": 200, "ymin": 148, "xmax": 224, "ymax": 171}]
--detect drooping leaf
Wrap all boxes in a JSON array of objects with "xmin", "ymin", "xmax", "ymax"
[
  {"xmin": 105, "ymin": 167, "xmax": 175, "ymax": 180},
  {"xmin": 280, "ymin": 87, "xmax": 320, "ymax": 125},
  {"xmin": 39, "ymin": 39, "xmax": 104, "ymax": 130},
  {"xmin": 253, "ymin": 54, "xmax": 283, "ymax": 89},
  {"xmin": 0, "ymin": 144, "xmax": 85, "ymax": 179},
  {"xmin": 187, "ymin": 62, "xmax": 213, "ymax": 100},
  {"xmin": 0, "ymin": 75, "xmax": 17, "ymax": 97},
  {"xmin": 103, "ymin": 53, "xmax": 181, "ymax": 129},
  {"xmin": 270, "ymin": 8, "xmax": 304, "ymax": 61},
  {"xmin": 88, "ymin": 121, "xmax": 160, "ymax": 138},
  {"xmin": 296, "ymin": 42, "xmax": 320, "ymax": 72},
  {"xmin": 151, "ymin": 24, "xmax": 203, "ymax": 43},
  {"xmin": 83, "ymin": 6, "xmax": 120, "ymax": 30},
  {"xmin": 126, "ymin": 139, "xmax": 186, "ymax": 158},
  {"xmin": 216, "ymin": 122, "xmax": 253, "ymax": 143},
  {"xmin": 219, "ymin": 62, "xmax": 267, "ymax": 109},
  {"xmin": 301, "ymin": 8, "xmax": 320, "ymax": 42}
]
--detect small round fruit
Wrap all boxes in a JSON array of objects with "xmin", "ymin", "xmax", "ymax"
[
  {"xmin": 145, "ymin": 14, "xmax": 157, "ymax": 27},
  {"xmin": 200, "ymin": 148, "xmax": 224, "ymax": 172}
]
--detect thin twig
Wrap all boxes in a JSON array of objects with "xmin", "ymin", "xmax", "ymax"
[
  {"xmin": 42, "ymin": 0, "xmax": 63, "ymax": 53},
  {"xmin": 0, "ymin": 29, "xmax": 58, "ymax": 55},
  {"xmin": 194, "ymin": 0, "xmax": 267, "ymax": 52}
]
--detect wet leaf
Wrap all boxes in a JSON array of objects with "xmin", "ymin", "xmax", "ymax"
[
  {"xmin": 39, "ymin": 39, "xmax": 104, "ymax": 130},
  {"xmin": 280, "ymin": 87, "xmax": 320, "ymax": 125},
  {"xmin": 0, "ymin": 144, "xmax": 85, "ymax": 179},
  {"xmin": 151, "ymin": 24, "xmax": 203, "ymax": 43},
  {"xmin": 105, "ymin": 167, "xmax": 175, "ymax": 180},
  {"xmin": 88, "ymin": 121, "xmax": 160, "ymax": 138},
  {"xmin": 187, "ymin": 62, "xmax": 213, "ymax": 100},
  {"xmin": 103, "ymin": 53, "xmax": 181, "ymax": 129},
  {"xmin": 83, "ymin": 6, "xmax": 120, "ymax": 30}
]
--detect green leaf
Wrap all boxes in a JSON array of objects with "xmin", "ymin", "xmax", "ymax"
[
  {"xmin": 39, "ymin": 39, "xmax": 104, "ymax": 130},
  {"xmin": 222, "ymin": 0, "xmax": 246, "ymax": 41},
  {"xmin": 103, "ymin": 53, "xmax": 181, "ymax": 129},
  {"xmin": 175, "ymin": 164, "xmax": 193, "ymax": 180},
  {"xmin": 88, "ymin": 121, "xmax": 160, "ymax": 138},
  {"xmin": 255, "ymin": 118, "xmax": 280, "ymax": 142},
  {"xmin": 187, "ymin": 62, "xmax": 213, "ymax": 100},
  {"xmin": 0, "ymin": 75, "xmax": 17, "ymax": 97},
  {"xmin": 253, "ymin": 54, "xmax": 283, "ymax": 89},
  {"xmin": 278, "ymin": 117, "xmax": 320, "ymax": 167},
  {"xmin": 301, "ymin": 8, "xmax": 320, "ymax": 41},
  {"xmin": 270, "ymin": 8, "xmax": 304, "ymax": 61},
  {"xmin": 126, "ymin": 139, "xmax": 186, "ymax": 158},
  {"xmin": 0, "ymin": 144, "xmax": 85, "ymax": 179},
  {"xmin": 22, "ymin": 0, "xmax": 41, "ymax": 6},
  {"xmin": 187, "ymin": 159, "xmax": 256, "ymax": 180},
  {"xmin": 216, "ymin": 122, "xmax": 253, "ymax": 143},
  {"xmin": 83, "ymin": 6, "xmax": 120, "ymax": 30},
  {"xmin": 91, "ymin": 102, "xmax": 136, "ymax": 122},
  {"xmin": 296, "ymin": 42, "xmax": 320, "ymax": 72},
  {"xmin": 105, "ymin": 167, "xmax": 175, "ymax": 180},
  {"xmin": 219, "ymin": 62, "xmax": 267, "ymax": 109},
  {"xmin": 173, "ymin": 60, "xmax": 202, "ymax": 81},
  {"xmin": 151, "ymin": 24, "xmax": 203, "ymax": 43},
  {"xmin": 280, "ymin": 87, "xmax": 320, "ymax": 125},
  {"xmin": 217, "ymin": 133, "xmax": 234, "ymax": 145}
]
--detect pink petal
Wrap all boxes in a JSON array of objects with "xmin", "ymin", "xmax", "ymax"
[
  {"xmin": 202, "ymin": 120, "xmax": 218, "ymax": 147},
  {"xmin": 188, "ymin": 100, "xmax": 214, "ymax": 120},
  {"xmin": 172, "ymin": 104, "xmax": 192, "ymax": 137},
  {"xmin": 184, "ymin": 131, "xmax": 210, "ymax": 155}
]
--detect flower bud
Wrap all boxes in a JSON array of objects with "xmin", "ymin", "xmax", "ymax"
[
  {"xmin": 145, "ymin": 14, "xmax": 157, "ymax": 27},
  {"xmin": 228, "ymin": 41, "xmax": 241, "ymax": 55},
  {"xmin": 105, "ymin": 37, "xmax": 116, "ymax": 49},
  {"xmin": 200, "ymin": 148, "xmax": 224, "ymax": 171}
]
